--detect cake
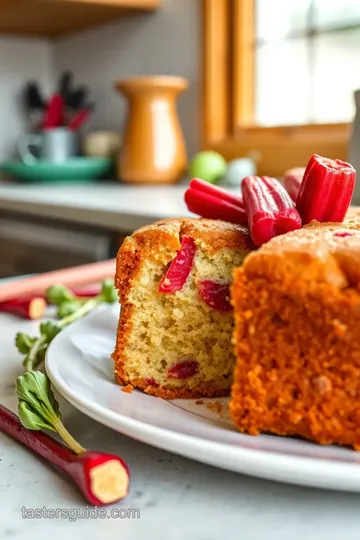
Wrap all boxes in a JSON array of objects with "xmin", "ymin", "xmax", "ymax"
[
  {"xmin": 230, "ymin": 219, "xmax": 360, "ymax": 449},
  {"xmin": 112, "ymin": 218, "xmax": 253, "ymax": 398}
]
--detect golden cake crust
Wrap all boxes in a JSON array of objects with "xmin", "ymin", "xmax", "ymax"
[
  {"xmin": 115, "ymin": 217, "xmax": 253, "ymax": 302},
  {"xmin": 113, "ymin": 218, "xmax": 252, "ymax": 398},
  {"xmin": 231, "ymin": 219, "xmax": 360, "ymax": 449}
]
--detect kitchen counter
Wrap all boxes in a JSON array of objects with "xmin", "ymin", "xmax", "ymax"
[
  {"xmin": 1, "ymin": 307, "xmax": 360, "ymax": 540},
  {"xmin": 0, "ymin": 183, "xmax": 196, "ymax": 232},
  {"xmin": 1, "ymin": 187, "xmax": 360, "ymax": 539}
]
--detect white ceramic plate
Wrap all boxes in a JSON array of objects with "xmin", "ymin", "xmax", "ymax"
[{"xmin": 46, "ymin": 305, "xmax": 360, "ymax": 492}]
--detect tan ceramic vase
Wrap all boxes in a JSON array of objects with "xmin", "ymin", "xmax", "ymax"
[{"xmin": 115, "ymin": 76, "xmax": 188, "ymax": 184}]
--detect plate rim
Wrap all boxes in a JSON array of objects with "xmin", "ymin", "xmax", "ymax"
[{"xmin": 46, "ymin": 306, "xmax": 360, "ymax": 492}]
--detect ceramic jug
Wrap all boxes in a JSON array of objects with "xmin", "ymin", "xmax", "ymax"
[{"xmin": 115, "ymin": 76, "xmax": 188, "ymax": 184}]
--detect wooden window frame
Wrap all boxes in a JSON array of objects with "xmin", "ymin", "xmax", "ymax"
[{"xmin": 201, "ymin": 0, "xmax": 350, "ymax": 177}]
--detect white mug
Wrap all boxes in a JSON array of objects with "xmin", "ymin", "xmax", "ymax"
[{"xmin": 18, "ymin": 128, "xmax": 77, "ymax": 165}]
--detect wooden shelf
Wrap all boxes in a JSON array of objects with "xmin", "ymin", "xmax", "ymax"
[{"xmin": 0, "ymin": 0, "xmax": 160, "ymax": 37}]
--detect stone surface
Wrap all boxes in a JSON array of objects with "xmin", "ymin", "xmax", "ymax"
[{"xmin": 1, "ymin": 310, "xmax": 360, "ymax": 540}]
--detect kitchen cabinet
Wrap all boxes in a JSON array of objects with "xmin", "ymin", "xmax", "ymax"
[
  {"xmin": 0, "ymin": 211, "xmax": 127, "ymax": 277},
  {"xmin": 0, "ymin": 0, "xmax": 160, "ymax": 37}
]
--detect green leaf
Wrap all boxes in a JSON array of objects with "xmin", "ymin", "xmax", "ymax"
[
  {"xmin": 46, "ymin": 284, "xmax": 74, "ymax": 306},
  {"xmin": 57, "ymin": 301, "xmax": 79, "ymax": 319},
  {"xmin": 16, "ymin": 371, "xmax": 85, "ymax": 454},
  {"xmin": 39, "ymin": 321, "xmax": 61, "ymax": 342},
  {"xmin": 16, "ymin": 371, "xmax": 61, "ymax": 431},
  {"xmin": 18, "ymin": 401, "xmax": 54, "ymax": 431},
  {"xmin": 100, "ymin": 278, "xmax": 117, "ymax": 304},
  {"xmin": 15, "ymin": 333, "xmax": 37, "ymax": 355}
]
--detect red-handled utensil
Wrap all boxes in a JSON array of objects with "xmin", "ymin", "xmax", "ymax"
[
  {"xmin": 68, "ymin": 105, "xmax": 94, "ymax": 131},
  {"xmin": 43, "ymin": 94, "xmax": 64, "ymax": 130}
]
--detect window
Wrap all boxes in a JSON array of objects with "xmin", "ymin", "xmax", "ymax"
[
  {"xmin": 202, "ymin": 0, "xmax": 351, "ymax": 176},
  {"xmin": 255, "ymin": 0, "xmax": 360, "ymax": 126}
]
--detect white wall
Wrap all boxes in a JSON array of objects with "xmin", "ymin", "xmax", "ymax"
[
  {"xmin": 53, "ymin": 0, "xmax": 201, "ymax": 157},
  {"xmin": 0, "ymin": 0, "xmax": 200, "ymax": 165},
  {"xmin": 0, "ymin": 36, "xmax": 53, "ymax": 162}
]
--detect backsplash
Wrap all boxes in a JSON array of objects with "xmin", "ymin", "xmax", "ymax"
[
  {"xmin": 0, "ymin": 36, "xmax": 53, "ymax": 163},
  {"xmin": 52, "ymin": 0, "xmax": 200, "ymax": 157},
  {"xmin": 0, "ymin": 0, "xmax": 200, "ymax": 166}
]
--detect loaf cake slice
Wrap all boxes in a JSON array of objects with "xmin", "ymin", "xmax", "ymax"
[
  {"xmin": 112, "ymin": 218, "xmax": 253, "ymax": 398},
  {"xmin": 231, "ymin": 220, "xmax": 360, "ymax": 449}
]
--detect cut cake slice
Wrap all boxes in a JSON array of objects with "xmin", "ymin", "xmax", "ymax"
[
  {"xmin": 112, "ymin": 218, "xmax": 253, "ymax": 398},
  {"xmin": 231, "ymin": 220, "xmax": 360, "ymax": 449}
]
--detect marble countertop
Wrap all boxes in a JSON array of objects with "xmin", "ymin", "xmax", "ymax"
[
  {"xmin": 1, "ymin": 309, "xmax": 360, "ymax": 540},
  {"xmin": 0, "ymin": 183, "xmax": 195, "ymax": 231}
]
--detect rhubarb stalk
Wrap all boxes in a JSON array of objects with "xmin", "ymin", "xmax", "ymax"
[
  {"xmin": 0, "ymin": 286, "xmax": 102, "ymax": 321},
  {"xmin": 242, "ymin": 175, "xmax": 302, "ymax": 246},
  {"xmin": 296, "ymin": 154, "xmax": 356, "ymax": 224},
  {"xmin": 0, "ymin": 371, "xmax": 130, "ymax": 506},
  {"xmin": 0, "ymin": 297, "xmax": 47, "ymax": 320},
  {"xmin": 16, "ymin": 279, "xmax": 117, "ymax": 372},
  {"xmin": 283, "ymin": 167, "xmax": 305, "ymax": 202},
  {"xmin": 185, "ymin": 178, "xmax": 248, "ymax": 225}
]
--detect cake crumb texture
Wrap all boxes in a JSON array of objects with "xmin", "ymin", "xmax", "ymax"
[
  {"xmin": 113, "ymin": 218, "xmax": 253, "ymax": 399},
  {"xmin": 231, "ymin": 220, "xmax": 360, "ymax": 449}
]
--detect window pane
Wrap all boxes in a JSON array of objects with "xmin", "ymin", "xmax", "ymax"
[
  {"xmin": 312, "ymin": 27, "xmax": 360, "ymax": 122},
  {"xmin": 255, "ymin": 39, "xmax": 310, "ymax": 125},
  {"xmin": 256, "ymin": 0, "xmax": 311, "ymax": 42},
  {"xmin": 313, "ymin": 0, "xmax": 360, "ymax": 31}
]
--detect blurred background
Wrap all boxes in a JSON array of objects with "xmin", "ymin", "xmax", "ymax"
[
  {"xmin": 0, "ymin": 0, "xmax": 359, "ymax": 277},
  {"xmin": 255, "ymin": 0, "xmax": 360, "ymax": 126},
  {"xmin": 0, "ymin": 0, "xmax": 199, "ymax": 164}
]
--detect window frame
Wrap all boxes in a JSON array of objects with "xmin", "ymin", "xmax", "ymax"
[{"xmin": 201, "ymin": 0, "xmax": 350, "ymax": 177}]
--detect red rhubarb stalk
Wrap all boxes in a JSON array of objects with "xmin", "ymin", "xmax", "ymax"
[
  {"xmin": 9, "ymin": 371, "xmax": 130, "ymax": 505},
  {"xmin": 0, "ymin": 286, "xmax": 101, "ymax": 320},
  {"xmin": 242, "ymin": 175, "xmax": 302, "ymax": 246},
  {"xmin": 189, "ymin": 178, "xmax": 245, "ymax": 208},
  {"xmin": 14, "ymin": 281, "xmax": 117, "ymax": 373},
  {"xmin": 0, "ymin": 297, "xmax": 46, "ymax": 320},
  {"xmin": 283, "ymin": 167, "xmax": 305, "ymax": 202},
  {"xmin": 296, "ymin": 154, "xmax": 356, "ymax": 224},
  {"xmin": 0, "ymin": 259, "xmax": 116, "ymax": 304},
  {"xmin": 70, "ymin": 285, "xmax": 102, "ymax": 298},
  {"xmin": 185, "ymin": 178, "xmax": 248, "ymax": 226},
  {"xmin": 0, "ymin": 404, "xmax": 129, "ymax": 506},
  {"xmin": 158, "ymin": 236, "xmax": 196, "ymax": 293}
]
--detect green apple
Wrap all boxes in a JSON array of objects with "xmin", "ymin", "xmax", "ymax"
[{"xmin": 189, "ymin": 151, "xmax": 227, "ymax": 184}]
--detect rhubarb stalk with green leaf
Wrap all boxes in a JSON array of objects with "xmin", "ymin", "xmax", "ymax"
[
  {"xmin": 15, "ymin": 278, "xmax": 117, "ymax": 371},
  {"xmin": 16, "ymin": 370, "xmax": 85, "ymax": 454},
  {"xmin": 0, "ymin": 371, "xmax": 131, "ymax": 505}
]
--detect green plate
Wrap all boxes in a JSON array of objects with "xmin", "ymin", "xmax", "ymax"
[{"xmin": 0, "ymin": 157, "xmax": 113, "ymax": 183}]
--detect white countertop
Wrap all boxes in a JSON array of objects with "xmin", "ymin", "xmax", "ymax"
[
  {"xmin": 1, "ymin": 308, "xmax": 360, "ymax": 540},
  {"xmin": 0, "ymin": 183, "xmax": 195, "ymax": 231}
]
